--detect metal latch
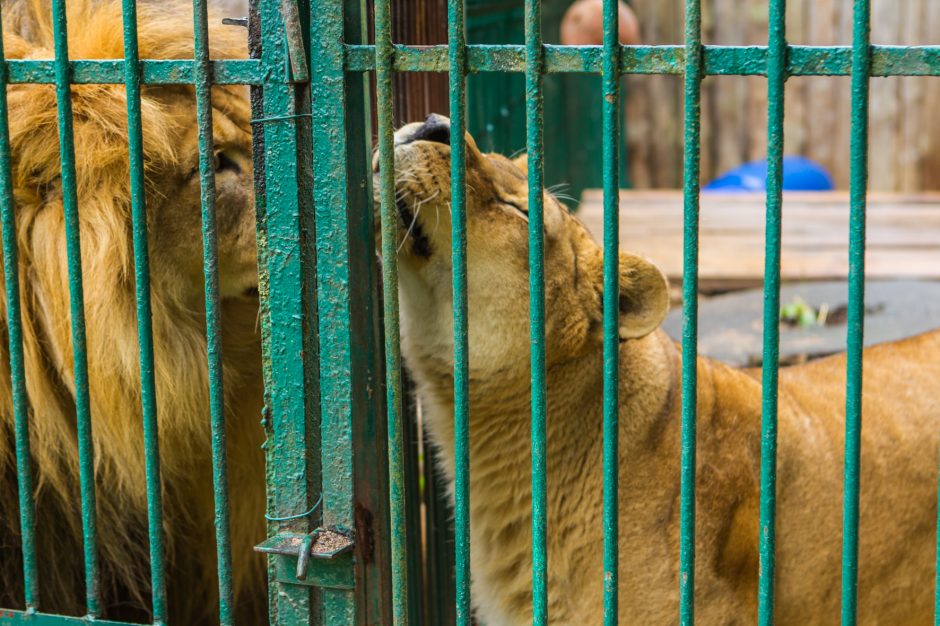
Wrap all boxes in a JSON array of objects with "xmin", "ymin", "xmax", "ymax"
[{"xmin": 256, "ymin": 527, "xmax": 355, "ymax": 589}]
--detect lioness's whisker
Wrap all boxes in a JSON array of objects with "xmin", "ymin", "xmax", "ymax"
[{"xmin": 398, "ymin": 199, "xmax": 423, "ymax": 253}]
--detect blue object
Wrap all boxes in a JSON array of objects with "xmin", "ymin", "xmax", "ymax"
[{"xmin": 703, "ymin": 156, "xmax": 834, "ymax": 192}]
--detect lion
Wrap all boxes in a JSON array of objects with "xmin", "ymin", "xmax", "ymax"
[
  {"xmin": 380, "ymin": 114, "xmax": 940, "ymax": 624},
  {"xmin": 0, "ymin": 1, "xmax": 265, "ymax": 623}
]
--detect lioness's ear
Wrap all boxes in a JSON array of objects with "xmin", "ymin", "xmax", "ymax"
[
  {"xmin": 618, "ymin": 251, "xmax": 669, "ymax": 340},
  {"xmin": 512, "ymin": 152, "xmax": 528, "ymax": 174}
]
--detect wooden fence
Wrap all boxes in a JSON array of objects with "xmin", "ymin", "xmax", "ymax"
[{"xmin": 627, "ymin": 0, "xmax": 940, "ymax": 191}]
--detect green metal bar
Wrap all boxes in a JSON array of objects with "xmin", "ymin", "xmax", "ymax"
[
  {"xmin": 758, "ymin": 0, "xmax": 787, "ymax": 623},
  {"xmin": 447, "ymin": 0, "xmax": 472, "ymax": 624},
  {"xmin": 118, "ymin": 1, "xmax": 168, "ymax": 623},
  {"xmin": 523, "ymin": 0, "xmax": 547, "ymax": 623},
  {"xmin": 0, "ymin": 45, "xmax": 934, "ymax": 84},
  {"xmin": 259, "ymin": 0, "xmax": 314, "ymax": 622},
  {"xmin": 373, "ymin": 0, "xmax": 410, "ymax": 622},
  {"xmin": 190, "ymin": 1, "xmax": 235, "ymax": 623},
  {"xmin": 309, "ymin": 0, "xmax": 366, "ymax": 620},
  {"xmin": 678, "ymin": 0, "xmax": 703, "ymax": 622},
  {"xmin": 343, "ymin": 44, "xmax": 940, "ymax": 77},
  {"xmin": 6, "ymin": 59, "xmax": 262, "ymax": 84},
  {"xmin": 842, "ymin": 1, "xmax": 871, "ymax": 624},
  {"xmin": 0, "ymin": 44, "xmax": 933, "ymax": 84},
  {"xmin": 937, "ymin": 451, "xmax": 940, "ymax": 618},
  {"xmin": 50, "ymin": 0, "xmax": 101, "ymax": 618},
  {"xmin": 0, "ymin": 5, "xmax": 38, "ymax": 612},
  {"xmin": 0, "ymin": 609, "xmax": 136, "ymax": 626},
  {"xmin": 600, "ymin": 0, "xmax": 620, "ymax": 623},
  {"xmin": 246, "ymin": 2, "xmax": 278, "ymax": 622}
]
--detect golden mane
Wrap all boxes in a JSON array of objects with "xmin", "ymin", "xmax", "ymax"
[{"xmin": 0, "ymin": 1, "xmax": 265, "ymax": 622}]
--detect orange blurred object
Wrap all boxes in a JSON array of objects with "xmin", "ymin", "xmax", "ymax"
[{"xmin": 560, "ymin": 0, "xmax": 641, "ymax": 46}]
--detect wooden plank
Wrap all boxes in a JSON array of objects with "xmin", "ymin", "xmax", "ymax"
[
  {"xmin": 897, "ymin": 2, "xmax": 928, "ymax": 193},
  {"xmin": 921, "ymin": 0, "xmax": 940, "ymax": 188},
  {"xmin": 578, "ymin": 190, "xmax": 940, "ymax": 290}
]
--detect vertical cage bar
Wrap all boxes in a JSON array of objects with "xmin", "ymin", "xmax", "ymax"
[
  {"xmin": 523, "ymin": 0, "xmax": 547, "ymax": 623},
  {"xmin": 259, "ymin": 0, "xmax": 314, "ymax": 622},
  {"xmin": 842, "ymin": 0, "xmax": 871, "ymax": 623},
  {"xmin": 191, "ymin": 1, "xmax": 235, "ymax": 623},
  {"xmin": 758, "ymin": 0, "xmax": 787, "ymax": 623},
  {"xmin": 936, "ymin": 453, "xmax": 940, "ymax": 617},
  {"xmin": 600, "ymin": 0, "xmax": 620, "ymax": 623},
  {"xmin": 374, "ymin": 0, "xmax": 410, "ymax": 622},
  {"xmin": 245, "ymin": 0, "xmax": 278, "ymax": 620},
  {"xmin": 310, "ymin": 0, "xmax": 368, "ymax": 619},
  {"xmin": 446, "ymin": 0, "xmax": 472, "ymax": 623},
  {"xmin": 0, "ymin": 7, "xmax": 39, "ymax": 611},
  {"xmin": 49, "ymin": 0, "xmax": 101, "ymax": 617},
  {"xmin": 119, "ymin": 0, "xmax": 169, "ymax": 622},
  {"xmin": 678, "ymin": 0, "xmax": 702, "ymax": 622}
]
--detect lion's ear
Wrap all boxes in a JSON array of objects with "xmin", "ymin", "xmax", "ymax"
[
  {"xmin": 617, "ymin": 251, "xmax": 669, "ymax": 340},
  {"xmin": 512, "ymin": 152, "xmax": 528, "ymax": 174}
]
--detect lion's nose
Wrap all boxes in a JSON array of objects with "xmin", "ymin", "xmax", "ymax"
[{"xmin": 402, "ymin": 113, "xmax": 451, "ymax": 145}]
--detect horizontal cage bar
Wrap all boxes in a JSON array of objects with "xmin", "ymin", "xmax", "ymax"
[
  {"xmin": 344, "ymin": 44, "xmax": 940, "ymax": 77},
  {"xmin": 4, "ymin": 59, "xmax": 262, "ymax": 84}
]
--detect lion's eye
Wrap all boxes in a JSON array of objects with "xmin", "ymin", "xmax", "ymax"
[
  {"xmin": 499, "ymin": 198, "xmax": 528, "ymax": 220},
  {"xmin": 214, "ymin": 150, "xmax": 242, "ymax": 175}
]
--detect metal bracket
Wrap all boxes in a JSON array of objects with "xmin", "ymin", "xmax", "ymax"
[
  {"xmin": 255, "ymin": 527, "xmax": 355, "ymax": 589},
  {"xmin": 279, "ymin": 0, "xmax": 309, "ymax": 82}
]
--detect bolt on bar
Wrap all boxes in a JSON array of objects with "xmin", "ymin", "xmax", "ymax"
[
  {"xmin": 678, "ymin": 0, "xmax": 703, "ymax": 623},
  {"xmin": 0, "ymin": 7, "xmax": 39, "ymax": 611},
  {"xmin": 191, "ymin": 1, "xmax": 235, "ymax": 623},
  {"xmin": 373, "ymin": 0, "xmax": 410, "ymax": 622},
  {"xmin": 757, "ymin": 0, "xmax": 787, "ymax": 623},
  {"xmin": 600, "ymin": 0, "xmax": 621, "ymax": 622},
  {"xmin": 118, "ymin": 0, "xmax": 169, "ymax": 622},
  {"xmin": 523, "ymin": 0, "xmax": 548, "ymax": 623},
  {"xmin": 50, "ymin": 0, "xmax": 101, "ymax": 617},
  {"xmin": 842, "ymin": 0, "xmax": 871, "ymax": 623},
  {"xmin": 446, "ymin": 0, "xmax": 473, "ymax": 624}
]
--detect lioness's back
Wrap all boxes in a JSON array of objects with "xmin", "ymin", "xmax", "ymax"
[{"xmin": 771, "ymin": 329, "xmax": 940, "ymax": 624}]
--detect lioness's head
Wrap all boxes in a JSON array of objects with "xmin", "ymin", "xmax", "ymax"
[{"xmin": 377, "ymin": 115, "xmax": 669, "ymax": 385}]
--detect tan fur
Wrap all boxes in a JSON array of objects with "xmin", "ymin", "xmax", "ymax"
[
  {"xmin": 382, "ymin": 118, "xmax": 939, "ymax": 624},
  {"xmin": 0, "ymin": 2, "xmax": 264, "ymax": 623}
]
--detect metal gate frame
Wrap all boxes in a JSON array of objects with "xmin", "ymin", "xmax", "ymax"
[
  {"xmin": 1, "ymin": 0, "xmax": 939, "ymax": 624},
  {"xmin": 0, "ymin": 0, "xmax": 391, "ymax": 624}
]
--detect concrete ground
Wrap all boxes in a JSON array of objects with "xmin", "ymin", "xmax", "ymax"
[{"xmin": 661, "ymin": 280, "xmax": 940, "ymax": 367}]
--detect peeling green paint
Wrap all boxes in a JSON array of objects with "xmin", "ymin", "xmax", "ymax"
[
  {"xmin": 678, "ymin": 0, "xmax": 702, "ymax": 623},
  {"xmin": 50, "ymin": 0, "xmax": 101, "ymax": 618},
  {"xmin": 344, "ymin": 44, "xmax": 940, "ymax": 77},
  {"xmin": 757, "ymin": 0, "xmax": 787, "ymax": 623},
  {"xmin": 118, "ymin": 0, "xmax": 167, "ymax": 622}
]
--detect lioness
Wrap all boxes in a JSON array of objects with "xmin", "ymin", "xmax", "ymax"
[
  {"xmin": 0, "ymin": 1, "xmax": 264, "ymax": 623},
  {"xmin": 381, "ymin": 114, "xmax": 939, "ymax": 624}
]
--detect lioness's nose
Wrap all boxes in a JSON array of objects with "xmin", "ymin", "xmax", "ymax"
[{"xmin": 400, "ymin": 113, "xmax": 450, "ymax": 145}]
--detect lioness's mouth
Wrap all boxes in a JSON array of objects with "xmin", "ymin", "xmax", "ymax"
[{"xmin": 396, "ymin": 195, "xmax": 432, "ymax": 258}]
